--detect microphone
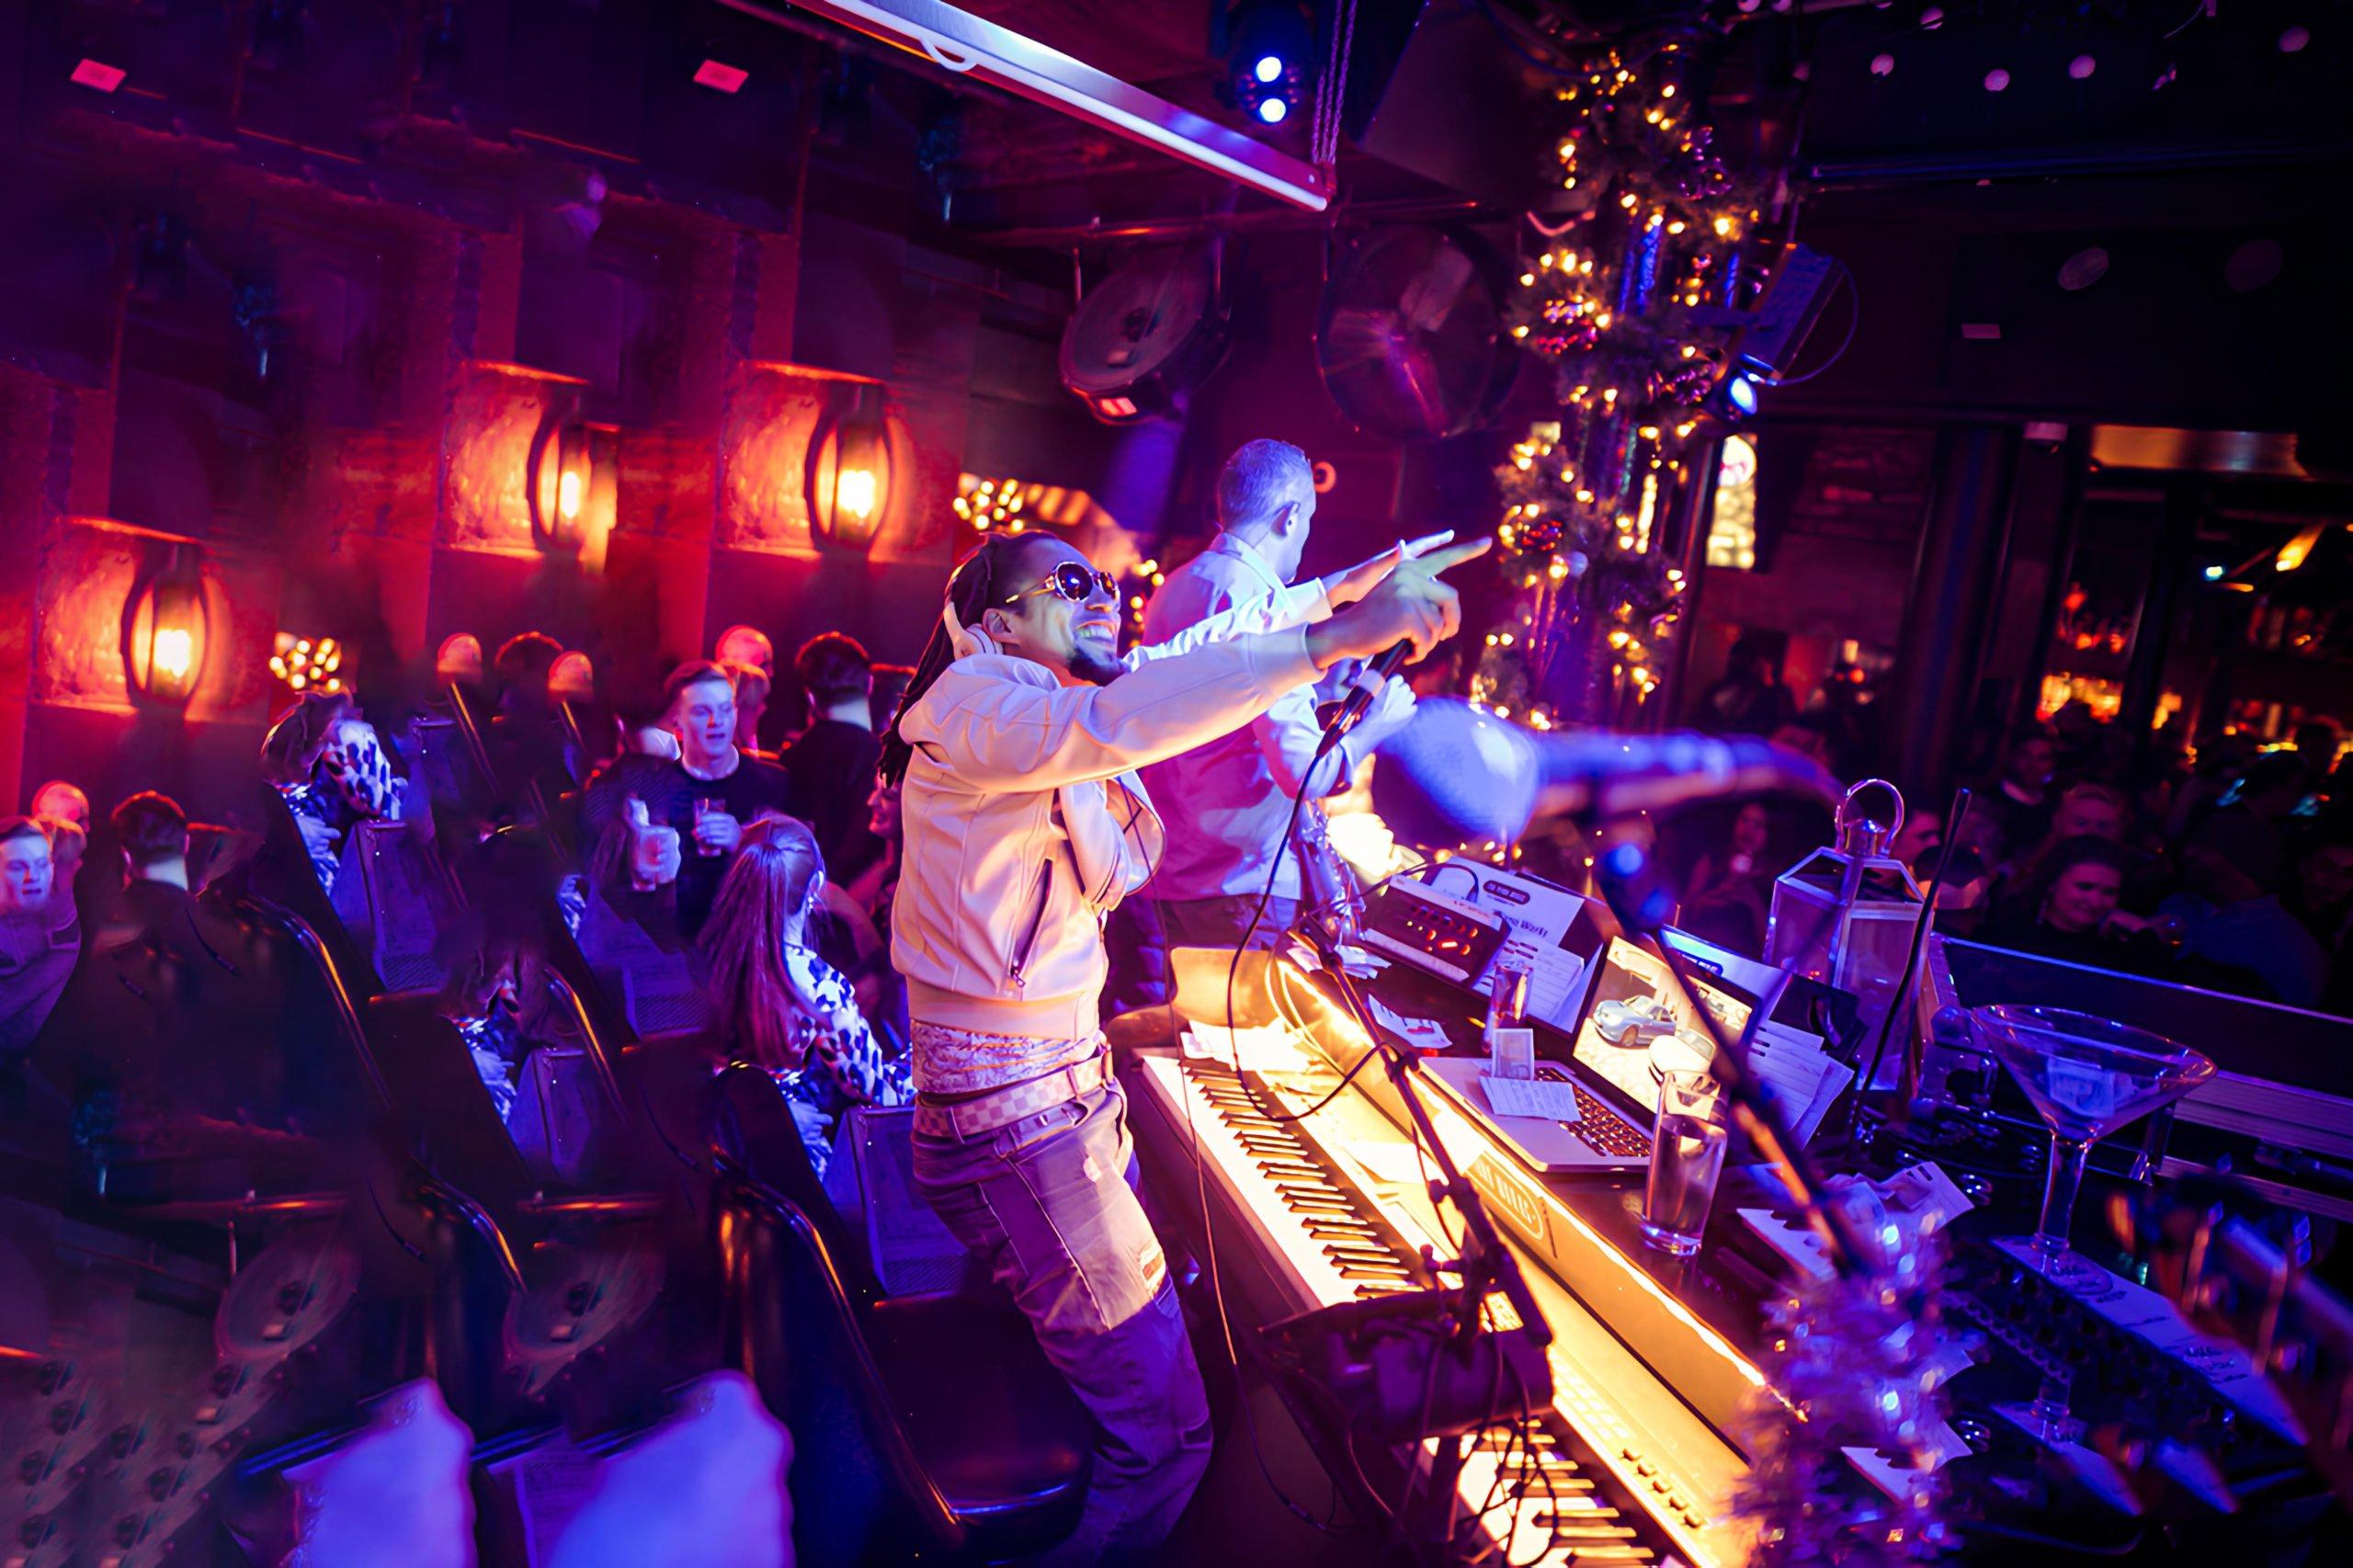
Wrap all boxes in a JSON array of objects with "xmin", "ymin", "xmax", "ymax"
[
  {"xmin": 1319, "ymin": 640, "xmax": 1413, "ymax": 751},
  {"xmin": 1370, "ymin": 699, "xmax": 1840, "ymax": 846}
]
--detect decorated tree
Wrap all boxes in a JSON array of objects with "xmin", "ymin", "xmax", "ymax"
[{"xmin": 1483, "ymin": 34, "xmax": 1774, "ymax": 729}]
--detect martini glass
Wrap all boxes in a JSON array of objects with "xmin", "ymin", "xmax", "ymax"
[{"xmin": 1969, "ymin": 1005, "xmax": 2214, "ymax": 1438}]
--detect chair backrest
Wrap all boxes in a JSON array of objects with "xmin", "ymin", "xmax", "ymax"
[
  {"xmin": 364, "ymin": 994, "xmax": 538, "ymax": 1221},
  {"xmin": 711, "ymin": 1063, "xmax": 882, "ymax": 1306},
  {"xmin": 831, "ymin": 1108, "xmax": 978, "ymax": 1300},
  {"xmin": 716, "ymin": 1177, "xmax": 964, "ymax": 1563},
  {"xmin": 349, "ymin": 821, "xmax": 466, "ymax": 993}
]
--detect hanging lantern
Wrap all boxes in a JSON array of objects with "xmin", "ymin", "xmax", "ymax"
[
  {"xmin": 805, "ymin": 382, "xmax": 892, "ymax": 551},
  {"xmin": 122, "ymin": 548, "xmax": 210, "ymax": 706},
  {"xmin": 526, "ymin": 403, "xmax": 619, "ymax": 569},
  {"xmin": 1766, "ymin": 779, "xmax": 1925, "ymax": 1052}
]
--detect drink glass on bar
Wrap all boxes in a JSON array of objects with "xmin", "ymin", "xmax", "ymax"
[{"xmin": 1642, "ymin": 1069, "xmax": 1729, "ymax": 1257}]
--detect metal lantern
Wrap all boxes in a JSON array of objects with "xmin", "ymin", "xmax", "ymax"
[
  {"xmin": 1766, "ymin": 778, "xmax": 1924, "ymax": 1051},
  {"xmin": 123, "ymin": 548, "xmax": 210, "ymax": 706}
]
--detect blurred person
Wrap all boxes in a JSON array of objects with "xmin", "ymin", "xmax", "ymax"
[
  {"xmin": 869, "ymin": 662, "xmax": 915, "ymax": 735},
  {"xmin": 881, "ymin": 522, "xmax": 1480, "ymax": 1564},
  {"xmin": 1975, "ymin": 726, "xmax": 2058, "ymax": 858},
  {"xmin": 2286, "ymin": 817, "xmax": 2353, "ymax": 954},
  {"xmin": 714, "ymin": 624, "xmax": 775, "ymax": 676},
  {"xmin": 1975, "ymin": 835, "xmax": 2165, "ymax": 971},
  {"xmin": 29, "ymin": 779, "xmax": 90, "ymax": 836},
  {"xmin": 1696, "ymin": 630, "xmax": 1795, "ymax": 736},
  {"xmin": 728, "ymin": 661, "xmax": 773, "ymax": 756},
  {"xmin": 2165, "ymin": 731, "xmax": 2259, "ymax": 845},
  {"xmin": 696, "ymin": 815, "xmax": 911, "ymax": 1177},
  {"xmin": 1767, "ymin": 715, "xmax": 1837, "ymax": 779},
  {"xmin": 580, "ymin": 660, "xmax": 790, "ymax": 938},
  {"xmin": 1683, "ymin": 801, "xmax": 1775, "ymax": 913},
  {"xmin": 2292, "ymin": 718, "xmax": 2343, "ymax": 794},
  {"xmin": 2158, "ymin": 810, "xmax": 2332, "ymax": 1008},
  {"xmin": 260, "ymin": 689, "xmax": 409, "ymax": 896},
  {"xmin": 1141, "ymin": 438, "xmax": 1446, "ymax": 957},
  {"xmin": 487, "ymin": 631, "xmax": 581, "ymax": 811},
  {"xmin": 1, "ymin": 817, "xmax": 78, "ymax": 1055},
  {"xmin": 779, "ymin": 632, "xmax": 883, "ymax": 877}
]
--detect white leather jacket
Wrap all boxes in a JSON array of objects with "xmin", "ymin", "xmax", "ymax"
[{"xmin": 892, "ymin": 585, "xmax": 1331, "ymax": 1042}]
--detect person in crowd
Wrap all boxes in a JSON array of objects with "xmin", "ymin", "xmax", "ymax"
[
  {"xmin": 779, "ymin": 633, "xmax": 883, "ymax": 877},
  {"xmin": 29, "ymin": 780, "xmax": 90, "ymax": 837},
  {"xmin": 1972, "ymin": 726, "xmax": 2058, "ymax": 862},
  {"xmin": 715, "ymin": 623, "xmax": 775, "ymax": 676},
  {"xmin": 1767, "ymin": 714, "xmax": 1838, "ymax": 780},
  {"xmin": 486, "ymin": 631, "xmax": 582, "ymax": 812},
  {"xmin": 1974, "ymin": 835, "xmax": 2166, "ymax": 971},
  {"xmin": 2165, "ymin": 731, "xmax": 2258, "ymax": 845},
  {"xmin": 881, "ymin": 521, "xmax": 1479, "ymax": 1562},
  {"xmin": 2291, "ymin": 718, "xmax": 2343, "ymax": 796},
  {"xmin": 696, "ymin": 815, "xmax": 912, "ymax": 1178},
  {"xmin": 1, "ymin": 817, "xmax": 79, "ymax": 1056},
  {"xmin": 260, "ymin": 690, "xmax": 408, "ymax": 896},
  {"xmin": 2286, "ymin": 816, "xmax": 2353, "ymax": 955},
  {"xmin": 581, "ymin": 660, "xmax": 791, "ymax": 939},
  {"xmin": 1140, "ymin": 439, "xmax": 1436, "ymax": 958},
  {"xmin": 869, "ymin": 662, "xmax": 915, "ymax": 735},
  {"xmin": 2158, "ymin": 810, "xmax": 2332, "ymax": 1009},
  {"xmin": 727, "ymin": 660, "xmax": 773, "ymax": 756},
  {"xmin": 1695, "ymin": 630, "xmax": 1797, "ymax": 736},
  {"xmin": 1680, "ymin": 800, "xmax": 1778, "ymax": 950}
]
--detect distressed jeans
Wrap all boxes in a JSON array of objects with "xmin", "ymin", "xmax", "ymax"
[{"xmin": 912, "ymin": 1078, "xmax": 1212, "ymax": 1564}]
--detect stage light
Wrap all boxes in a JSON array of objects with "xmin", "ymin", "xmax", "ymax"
[
  {"xmin": 1728, "ymin": 373, "xmax": 1757, "ymax": 415},
  {"xmin": 124, "ymin": 551, "xmax": 210, "ymax": 707},
  {"xmin": 549, "ymin": 651, "xmax": 595, "ymax": 703},
  {"xmin": 436, "ymin": 634, "xmax": 484, "ymax": 686},
  {"xmin": 1224, "ymin": 1, "xmax": 1312, "ymax": 132},
  {"xmin": 2202, "ymin": 564, "xmax": 2227, "ymax": 581},
  {"xmin": 806, "ymin": 382, "xmax": 892, "ymax": 550}
]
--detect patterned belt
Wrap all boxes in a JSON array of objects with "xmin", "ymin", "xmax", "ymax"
[{"xmin": 912, "ymin": 1051, "xmax": 1113, "ymax": 1142}]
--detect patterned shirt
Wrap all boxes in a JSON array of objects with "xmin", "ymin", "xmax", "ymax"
[{"xmin": 771, "ymin": 946, "xmax": 914, "ymax": 1176}]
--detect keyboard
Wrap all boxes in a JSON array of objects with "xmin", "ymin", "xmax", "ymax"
[
  {"xmin": 1538, "ymin": 1064, "xmax": 1654, "ymax": 1159},
  {"xmin": 1131, "ymin": 1051, "xmax": 1754, "ymax": 1567}
]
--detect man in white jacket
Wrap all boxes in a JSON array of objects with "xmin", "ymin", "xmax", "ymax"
[{"xmin": 878, "ymin": 526, "xmax": 1483, "ymax": 1562}]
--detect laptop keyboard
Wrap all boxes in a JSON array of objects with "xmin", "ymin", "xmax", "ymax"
[{"xmin": 1535, "ymin": 1065, "xmax": 1654, "ymax": 1159}]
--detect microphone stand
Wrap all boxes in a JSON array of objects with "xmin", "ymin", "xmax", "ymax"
[
  {"xmin": 1283, "ymin": 908, "xmax": 1552, "ymax": 1562},
  {"xmin": 1578, "ymin": 814, "xmax": 1877, "ymax": 1283},
  {"xmin": 1284, "ymin": 913, "xmax": 1553, "ymax": 1349}
]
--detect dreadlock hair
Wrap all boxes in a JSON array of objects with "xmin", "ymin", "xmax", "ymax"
[
  {"xmin": 878, "ymin": 530, "xmax": 1054, "ymax": 787},
  {"xmin": 697, "ymin": 814, "xmax": 829, "ymax": 1072}
]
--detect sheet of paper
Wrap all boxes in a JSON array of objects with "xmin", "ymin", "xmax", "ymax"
[
  {"xmin": 1495, "ymin": 934, "xmax": 1586, "ymax": 1030},
  {"xmin": 1479, "ymin": 1073, "xmax": 1586, "ymax": 1124},
  {"xmin": 1182, "ymin": 1022, "xmax": 1312, "ymax": 1075},
  {"xmin": 1367, "ymin": 996, "xmax": 1452, "ymax": 1053}
]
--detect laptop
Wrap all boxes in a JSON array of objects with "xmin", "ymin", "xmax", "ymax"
[{"xmin": 1426, "ymin": 934, "xmax": 1759, "ymax": 1173}]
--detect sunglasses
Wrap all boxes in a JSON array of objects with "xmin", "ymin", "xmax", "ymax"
[{"xmin": 1008, "ymin": 562, "xmax": 1119, "ymax": 605}]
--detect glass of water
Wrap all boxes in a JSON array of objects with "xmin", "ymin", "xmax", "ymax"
[{"xmin": 1642, "ymin": 1070, "xmax": 1730, "ymax": 1256}]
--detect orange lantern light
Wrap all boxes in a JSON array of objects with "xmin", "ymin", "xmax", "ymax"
[
  {"xmin": 122, "ymin": 549, "xmax": 210, "ymax": 705},
  {"xmin": 527, "ymin": 403, "xmax": 619, "ymax": 568},
  {"xmin": 805, "ymin": 383, "xmax": 892, "ymax": 551}
]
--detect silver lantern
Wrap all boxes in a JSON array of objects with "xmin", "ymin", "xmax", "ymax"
[{"xmin": 1766, "ymin": 779, "xmax": 1925, "ymax": 1057}]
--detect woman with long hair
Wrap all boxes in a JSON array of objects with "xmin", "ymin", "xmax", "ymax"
[{"xmin": 697, "ymin": 814, "xmax": 910, "ymax": 1173}]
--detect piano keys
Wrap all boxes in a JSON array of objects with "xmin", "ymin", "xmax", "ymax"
[{"xmin": 1131, "ymin": 1045, "xmax": 1757, "ymax": 1567}]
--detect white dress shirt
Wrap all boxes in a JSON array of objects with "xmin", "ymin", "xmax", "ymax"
[{"xmin": 1138, "ymin": 533, "xmax": 1352, "ymax": 902}]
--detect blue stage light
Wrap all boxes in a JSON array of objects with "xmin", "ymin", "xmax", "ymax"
[
  {"xmin": 1256, "ymin": 97, "xmax": 1289, "ymax": 124},
  {"xmin": 1254, "ymin": 54, "xmax": 1284, "ymax": 84}
]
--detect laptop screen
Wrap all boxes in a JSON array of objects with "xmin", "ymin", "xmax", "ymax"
[{"xmin": 1568, "ymin": 936, "xmax": 1756, "ymax": 1119}]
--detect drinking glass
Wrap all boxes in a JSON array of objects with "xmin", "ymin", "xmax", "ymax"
[
  {"xmin": 1642, "ymin": 1070, "xmax": 1730, "ymax": 1256},
  {"xmin": 1968, "ymin": 1004, "xmax": 2213, "ymax": 1437},
  {"xmin": 693, "ymin": 797, "xmax": 726, "ymax": 858}
]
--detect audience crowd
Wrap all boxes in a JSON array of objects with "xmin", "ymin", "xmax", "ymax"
[{"xmin": 6, "ymin": 618, "xmax": 2348, "ymax": 1209}]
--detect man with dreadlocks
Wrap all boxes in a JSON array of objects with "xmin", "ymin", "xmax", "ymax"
[{"xmin": 878, "ymin": 524, "xmax": 1486, "ymax": 1562}]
